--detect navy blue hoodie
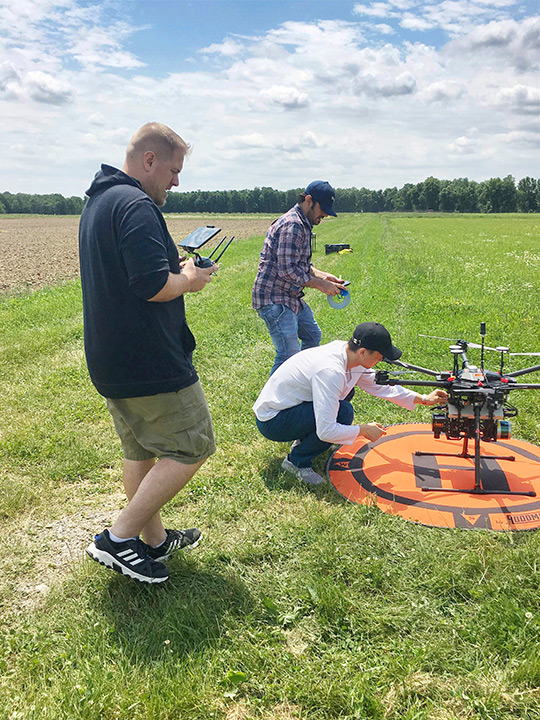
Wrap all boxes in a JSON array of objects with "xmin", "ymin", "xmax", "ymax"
[{"xmin": 78, "ymin": 164, "xmax": 198, "ymax": 398}]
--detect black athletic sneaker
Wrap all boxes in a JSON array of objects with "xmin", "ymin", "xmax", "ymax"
[
  {"xmin": 86, "ymin": 529, "xmax": 169, "ymax": 584},
  {"xmin": 145, "ymin": 528, "xmax": 202, "ymax": 561}
]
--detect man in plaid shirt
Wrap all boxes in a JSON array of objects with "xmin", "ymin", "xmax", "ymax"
[{"xmin": 252, "ymin": 180, "xmax": 346, "ymax": 375}]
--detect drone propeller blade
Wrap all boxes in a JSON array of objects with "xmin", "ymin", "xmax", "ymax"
[
  {"xmin": 419, "ymin": 334, "xmax": 499, "ymax": 351},
  {"xmin": 419, "ymin": 333, "xmax": 455, "ymax": 341},
  {"xmin": 509, "ymin": 352, "xmax": 540, "ymax": 357},
  {"xmin": 468, "ymin": 342, "xmax": 500, "ymax": 351}
]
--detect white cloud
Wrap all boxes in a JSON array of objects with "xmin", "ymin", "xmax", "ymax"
[
  {"xmin": 355, "ymin": 69, "xmax": 417, "ymax": 96},
  {"xmin": 496, "ymin": 129, "xmax": 539, "ymax": 146},
  {"xmin": 353, "ymin": 2, "xmax": 396, "ymax": 18},
  {"xmin": 200, "ymin": 39, "xmax": 244, "ymax": 57},
  {"xmin": 0, "ymin": 67, "xmax": 73, "ymax": 104},
  {"xmin": 259, "ymin": 85, "xmax": 310, "ymax": 110},
  {"xmin": 216, "ymin": 130, "xmax": 321, "ymax": 157},
  {"xmin": 449, "ymin": 135, "xmax": 478, "ymax": 153},
  {"xmin": 401, "ymin": 13, "xmax": 435, "ymax": 31},
  {"xmin": 0, "ymin": 61, "xmax": 21, "ymax": 88},
  {"xmin": 375, "ymin": 23, "xmax": 396, "ymax": 34},
  {"xmin": 449, "ymin": 17, "xmax": 540, "ymax": 70},
  {"xmin": 0, "ymin": 1, "xmax": 538, "ymax": 195},
  {"xmin": 493, "ymin": 84, "xmax": 540, "ymax": 115},
  {"xmin": 419, "ymin": 80, "xmax": 465, "ymax": 102},
  {"xmin": 68, "ymin": 24, "xmax": 146, "ymax": 70},
  {"xmin": 24, "ymin": 70, "xmax": 73, "ymax": 104}
]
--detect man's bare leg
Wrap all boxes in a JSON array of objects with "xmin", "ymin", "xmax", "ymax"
[
  {"xmin": 110, "ymin": 457, "xmax": 205, "ymax": 546},
  {"xmin": 120, "ymin": 458, "xmax": 163, "ymax": 545}
]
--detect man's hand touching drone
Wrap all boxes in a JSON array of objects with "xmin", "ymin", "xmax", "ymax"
[
  {"xmin": 414, "ymin": 389, "xmax": 449, "ymax": 406},
  {"xmin": 359, "ymin": 388, "xmax": 448, "ymax": 443}
]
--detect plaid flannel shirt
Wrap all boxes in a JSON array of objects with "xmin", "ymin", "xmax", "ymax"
[{"xmin": 252, "ymin": 204, "xmax": 313, "ymax": 314}]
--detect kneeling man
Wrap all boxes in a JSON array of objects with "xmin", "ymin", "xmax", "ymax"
[{"xmin": 253, "ymin": 321, "xmax": 448, "ymax": 485}]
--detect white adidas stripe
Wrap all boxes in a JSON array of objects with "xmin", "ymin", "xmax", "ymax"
[{"xmin": 118, "ymin": 549, "xmax": 145, "ymax": 565}]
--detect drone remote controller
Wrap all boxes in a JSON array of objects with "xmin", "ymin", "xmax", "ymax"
[
  {"xmin": 194, "ymin": 255, "xmax": 217, "ymax": 269},
  {"xmin": 177, "ymin": 226, "xmax": 235, "ymax": 272}
]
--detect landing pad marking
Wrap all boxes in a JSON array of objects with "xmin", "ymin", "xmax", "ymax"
[{"xmin": 327, "ymin": 424, "xmax": 540, "ymax": 530}]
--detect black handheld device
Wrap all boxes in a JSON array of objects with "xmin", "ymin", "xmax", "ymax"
[{"xmin": 177, "ymin": 226, "xmax": 235, "ymax": 269}]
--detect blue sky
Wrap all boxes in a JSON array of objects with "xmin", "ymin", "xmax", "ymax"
[{"xmin": 1, "ymin": 0, "xmax": 538, "ymax": 196}]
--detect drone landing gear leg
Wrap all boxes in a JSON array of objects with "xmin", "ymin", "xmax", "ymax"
[{"xmin": 416, "ymin": 408, "xmax": 535, "ymax": 497}]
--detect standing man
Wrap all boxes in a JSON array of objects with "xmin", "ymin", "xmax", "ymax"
[
  {"xmin": 79, "ymin": 122, "xmax": 217, "ymax": 584},
  {"xmin": 254, "ymin": 322, "xmax": 448, "ymax": 485},
  {"xmin": 252, "ymin": 181, "xmax": 346, "ymax": 375}
]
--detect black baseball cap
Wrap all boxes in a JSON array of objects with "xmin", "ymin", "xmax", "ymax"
[
  {"xmin": 305, "ymin": 180, "xmax": 337, "ymax": 217},
  {"xmin": 351, "ymin": 322, "xmax": 402, "ymax": 362}
]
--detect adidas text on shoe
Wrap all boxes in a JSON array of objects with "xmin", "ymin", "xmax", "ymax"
[
  {"xmin": 281, "ymin": 457, "xmax": 324, "ymax": 485},
  {"xmin": 145, "ymin": 528, "xmax": 202, "ymax": 561},
  {"xmin": 86, "ymin": 529, "xmax": 169, "ymax": 584}
]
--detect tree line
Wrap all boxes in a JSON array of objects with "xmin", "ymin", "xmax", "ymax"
[
  {"xmin": 0, "ymin": 193, "xmax": 84, "ymax": 215},
  {"xmin": 1, "ymin": 176, "xmax": 538, "ymax": 215}
]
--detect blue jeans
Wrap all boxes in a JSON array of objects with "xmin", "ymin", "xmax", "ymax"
[
  {"xmin": 257, "ymin": 303, "xmax": 322, "ymax": 375},
  {"xmin": 256, "ymin": 400, "xmax": 354, "ymax": 468}
]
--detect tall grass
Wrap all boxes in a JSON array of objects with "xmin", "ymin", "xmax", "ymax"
[{"xmin": 0, "ymin": 213, "xmax": 539, "ymax": 720}]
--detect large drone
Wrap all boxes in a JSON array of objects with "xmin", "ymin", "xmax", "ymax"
[{"xmin": 375, "ymin": 323, "xmax": 540, "ymax": 496}]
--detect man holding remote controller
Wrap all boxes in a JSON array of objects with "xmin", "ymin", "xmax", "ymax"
[{"xmin": 79, "ymin": 122, "xmax": 216, "ymax": 584}]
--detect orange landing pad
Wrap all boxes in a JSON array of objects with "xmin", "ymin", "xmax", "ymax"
[{"xmin": 327, "ymin": 424, "xmax": 540, "ymax": 530}]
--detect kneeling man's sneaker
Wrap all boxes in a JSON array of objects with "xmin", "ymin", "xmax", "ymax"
[
  {"xmin": 281, "ymin": 457, "xmax": 324, "ymax": 485},
  {"xmin": 86, "ymin": 529, "xmax": 169, "ymax": 584},
  {"xmin": 145, "ymin": 528, "xmax": 202, "ymax": 561}
]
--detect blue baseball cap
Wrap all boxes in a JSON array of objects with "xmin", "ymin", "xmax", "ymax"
[{"xmin": 305, "ymin": 180, "xmax": 337, "ymax": 217}]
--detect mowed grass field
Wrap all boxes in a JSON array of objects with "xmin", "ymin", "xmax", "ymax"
[{"xmin": 0, "ymin": 213, "xmax": 539, "ymax": 720}]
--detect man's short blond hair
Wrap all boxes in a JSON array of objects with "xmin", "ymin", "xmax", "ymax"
[{"xmin": 126, "ymin": 122, "xmax": 191, "ymax": 162}]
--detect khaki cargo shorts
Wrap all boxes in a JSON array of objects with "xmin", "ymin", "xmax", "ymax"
[{"xmin": 106, "ymin": 381, "xmax": 216, "ymax": 464}]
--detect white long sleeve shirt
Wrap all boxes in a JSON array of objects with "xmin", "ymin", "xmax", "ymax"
[{"xmin": 253, "ymin": 340, "xmax": 418, "ymax": 445}]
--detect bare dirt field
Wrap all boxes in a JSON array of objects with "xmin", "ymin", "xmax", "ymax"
[{"xmin": 0, "ymin": 214, "xmax": 272, "ymax": 293}]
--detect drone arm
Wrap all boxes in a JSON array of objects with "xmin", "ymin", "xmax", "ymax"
[
  {"xmin": 377, "ymin": 378, "xmax": 450, "ymax": 389},
  {"xmin": 505, "ymin": 383, "xmax": 540, "ymax": 390},
  {"xmin": 386, "ymin": 359, "xmax": 441, "ymax": 378},
  {"xmin": 504, "ymin": 364, "xmax": 540, "ymax": 378}
]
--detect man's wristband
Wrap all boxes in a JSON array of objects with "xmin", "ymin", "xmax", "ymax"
[{"xmin": 421, "ymin": 394, "xmax": 428, "ymax": 405}]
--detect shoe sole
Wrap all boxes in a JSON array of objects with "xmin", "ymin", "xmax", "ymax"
[
  {"xmin": 151, "ymin": 532, "xmax": 203, "ymax": 561},
  {"xmin": 186, "ymin": 531, "xmax": 202, "ymax": 551},
  {"xmin": 86, "ymin": 543, "xmax": 168, "ymax": 584}
]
